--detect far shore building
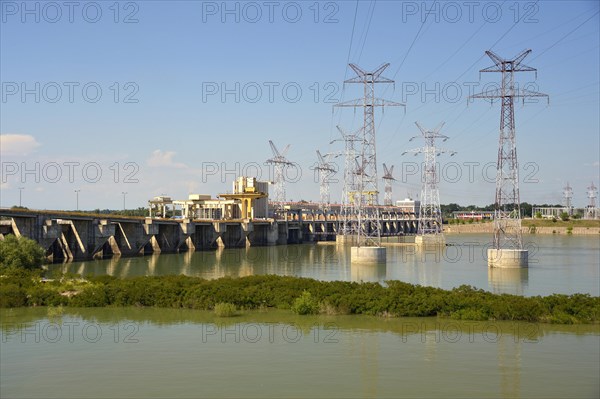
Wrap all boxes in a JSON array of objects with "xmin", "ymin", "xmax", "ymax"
[
  {"xmin": 452, "ymin": 210, "xmax": 494, "ymax": 220},
  {"xmin": 395, "ymin": 197, "xmax": 420, "ymax": 217}
]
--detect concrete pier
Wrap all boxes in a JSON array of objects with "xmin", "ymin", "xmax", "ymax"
[
  {"xmin": 487, "ymin": 249, "xmax": 528, "ymax": 268},
  {"xmin": 414, "ymin": 234, "xmax": 445, "ymax": 246}
]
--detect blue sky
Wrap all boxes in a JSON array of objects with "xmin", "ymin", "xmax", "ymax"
[{"xmin": 1, "ymin": 0, "xmax": 599, "ymax": 210}]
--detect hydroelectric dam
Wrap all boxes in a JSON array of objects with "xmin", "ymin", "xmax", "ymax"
[{"xmin": 0, "ymin": 208, "xmax": 419, "ymax": 262}]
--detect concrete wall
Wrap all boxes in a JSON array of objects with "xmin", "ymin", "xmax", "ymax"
[{"xmin": 445, "ymin": 223, "xmax": 600, "ymax": 235}]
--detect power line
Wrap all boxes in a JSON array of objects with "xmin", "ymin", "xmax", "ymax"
[
  {"xmin": 530, "ymin": 10, "xmax": 600, "ymax": 62},
  {"xmin": 390, "ymin": 0, "xmax": 438, "ymax": 82},
  {"xmin": 354, "ymin": 0, "xmax": 377, "ymax": 64}
]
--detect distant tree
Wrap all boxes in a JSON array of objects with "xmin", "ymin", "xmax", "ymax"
[
  {"xmin": 535, "ymin": 211, "xmax": 542, "ymax": 219},
  {"xmin": 521, "ymin": 202, "xmax": 533, "ymax": 218},
  {"xmin": 441, "ymin": 203, "xmax": 461, "ymax": 219}
]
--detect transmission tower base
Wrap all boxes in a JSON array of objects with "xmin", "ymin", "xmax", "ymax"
[
  {"xmin": 351, "ymin": 246, "xmax": 386, "ymax": 263},
  {"xmin": 415, "ymin": 234, "xmax": 445, "ymax": 246},
  {"xmin": 488, "ymin": 249, "xmax": 528, "ymax": 268}
]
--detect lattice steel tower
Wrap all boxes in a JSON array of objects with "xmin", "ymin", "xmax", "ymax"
[
  {"xmin": 382, "ymin": 163, "xmax": 396, "ymax": 206},
  {"xmin": 403, "ymin": 122, "xmax": 456, "ymax": 235},
  {"xmin": 335, "ymin": 63, "xmax": 404, "ymax": 246},
  {"xmin": 312, "ymin": 150, "xmax": 337, "ymax": 211},
  {"xmin": 586, "ymin": 182, "xmax": 598, "ymax": 219},
  {"xmin": 266, "ymin": 140, "xmax": 293, "ymax": 212},
  {"xmin": 331, "ymin": 125, "xmax": 362, "ymax": 235},
  {"xmin": 470, "ymin": 50, "xmax": 548, "ymax": 250},
  {"xmin": 563, "ymin": 182, "xmax": 573, "ymax": 215}
]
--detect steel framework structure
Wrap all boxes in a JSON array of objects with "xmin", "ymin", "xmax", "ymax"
[
  {"xmin": 563, "ymin": 182, "xmax": 573, "ymax": 215},
  {"xmin": 470, "ymin": 50, "xmax": 548, "ymax": 250},
  {"xmin": 266, "ymin": 140, "xmax": 292, "ymax": 211},
  {"xmin": 312, "ymin": 150, "xmax": 337, "ymax": 211},
  {"xmin": 331, "ymin": 125, "xmax": 362, "ymax": 235},
  {"xmin": 335, "ymin": 63, "xmax": 404, "ymax": 246},
  {"xmin": 586, "ymin": 182, "xmax": 598, "ymax": 219},
  {"xmin": 403, "ymin": 122, "xmax": 455, "ymax": 235},
  {"xmin": 382, "ymin": 163, "xmax": 396, "ymax": 206}
]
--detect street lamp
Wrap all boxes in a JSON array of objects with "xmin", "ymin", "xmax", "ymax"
[
  {"xmin": 18, "ymin": 187, "xmax": 24, "ymax": 207},
  {"xmin": 74, "ymin": 189, "xmax": 81, "ymax": 211},
  {"xmin": 122, "ymin": 192, "xmax": 128, "ymax": 211}
]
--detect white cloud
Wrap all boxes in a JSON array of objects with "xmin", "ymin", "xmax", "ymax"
[
  {"xmin": 0, "ymin": 134, "xmax": 40, "ymax": 156},
  {"xmin": 146, "ymin": 150, "xmax": 187, "ymax": 168}
]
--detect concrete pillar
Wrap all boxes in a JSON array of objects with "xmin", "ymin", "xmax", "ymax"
[
  {"xmin": 415, "ymin": 234, "xmax": 445, "ymax": 246},
  {"xmin": 242, "ymin": 221, "xmax": 253, "ymax": 246},
  {"xmin": 213, "ymin": 222, "xmax": 227, "ymax": 247},
  {"xmin": 266, "ymin": 222, "xmax": 278, "ymax": 245},
  {"xmin": 488, "ymin": 249, "xmax": 528, "ymax": 268}
]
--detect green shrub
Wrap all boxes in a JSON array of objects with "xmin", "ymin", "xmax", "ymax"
[
  {"xmin": 1, "ymin": 271, "xmax": 599, "ymax": 324},
  {"xmin": 214, "ymin": 302, "xmax": 238, "ymax": 317},
  {"xmin": 0, "ymin": 283, "xmax": 27, "ymax": 307},
  {"xmin": 69, "ymin": 285, "xmax": 109, "ymax": 307},
  {"xmin": 291, "ymin": 291, "xmax": 320, "ymax": 315},
  {"xmin": 0, "ymin": 235, "xmax": 45, "ymax": 270},
  {"xmin": 26, "ymin": 286, "xmax": 65, "ymax": 307}
]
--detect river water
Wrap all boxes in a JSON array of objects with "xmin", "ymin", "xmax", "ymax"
[
  {"xmin": 47, "ymin": 234, "xmax": 600, "ymax": 296},
  {"xmin": 2, "ymin": 234, "xmax": 599, "ymax": 398},
  {"xmin": 1, "ymin": 308, "xmax": 598, "ymax": 398}
]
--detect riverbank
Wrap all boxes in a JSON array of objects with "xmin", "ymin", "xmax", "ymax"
[
  {"xmin": 445, "ymin": 219, "xmax": 600, "ymax": 235},
  {"xmin": 1, "ymin": 271, "xmax": 598, "ymax": 324}
]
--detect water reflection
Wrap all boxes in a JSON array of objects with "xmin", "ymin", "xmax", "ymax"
[
  {"xmin": 391, "ymin": 245, "xmax": 443, "ymax": 288},
  {"xmin": 498, "ymin": 334, "xmax": 522, "ymax": 399},
  {"xmin": 6, "ymin": 309, "xmax": 595, "ymax": 399},
  {"xmin": 351, "ymin": 262, "xmax": 387, "ymax": 283},
  {"xmin": 45, "ymin": 234, "xmax": 600, "ymax": 297},
  {"xmin": 488, "ymin": 268, "xmax": 529, "ymax": 295}
]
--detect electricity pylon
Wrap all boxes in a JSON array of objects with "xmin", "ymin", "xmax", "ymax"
[
  {"xmin": 266, "ymin": 140, "xmax": 293, "ymax": 212},
  {"xmin": 335, "ymin": 63, "xmax": 404, "ymax": 247},
  {"xmin": 312, "ymin": 150, "xmax": 337, "ymax": 211},
  {"xmin": 382, "ymin": 163, "xmax": 396, "ymax": 206},
  {"xmin": 563, "ymin": 182, "xmax": 573, "ymax": 216},
  {"xmin": 586, "ymin": 182, "xmax": 598, "ymax": 219},
  {"xmin": 469, "ymin": 50, "xmax": 548, "ymax": 253},
  {"xmin": 331, "ymin": 125, "xmax": 362, "ymax": 236},
  {"xmin": 403, "ymin": 122, "xmax": 456, "ymax": 236}
]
